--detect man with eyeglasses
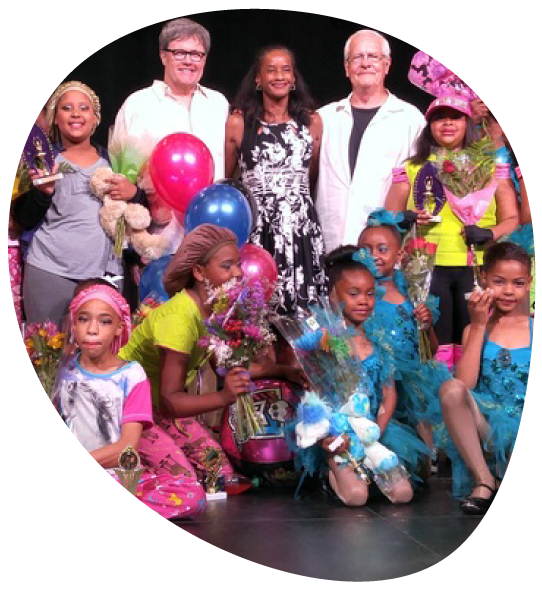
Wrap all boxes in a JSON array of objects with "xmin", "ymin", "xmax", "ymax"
[
  {"xmin": 109, "ymin": 18, "xmax": 229, "ymax": 256},
  {"xmin": 316, "ymin": 29, "xmax": 425, "ymax": 252}
]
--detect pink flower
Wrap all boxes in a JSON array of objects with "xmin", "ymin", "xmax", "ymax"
[
  {"xmin": 425, "ymin": 242, "xmax": 438, "ymax": 256},
  {"xmin": 243, "ymin": 325, "xmax": 263, "ymax": 341}
]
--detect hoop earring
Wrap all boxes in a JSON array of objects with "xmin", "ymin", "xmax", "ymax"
[
  {"xmin": 291, "ymin": 82, "xmax": 296, "ymax": 91},
  {"xmin": 255, "ymin": 83, "xmax": 262, "ymax": 91}
]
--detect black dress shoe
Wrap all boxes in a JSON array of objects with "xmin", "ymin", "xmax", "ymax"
[{"xmin": 460, "ymin": 483, "xmax": 496, "ymax": 515}]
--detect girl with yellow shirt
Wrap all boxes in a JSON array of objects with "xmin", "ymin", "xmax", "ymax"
[
  {"xmin": 120, "ymin": 223, "xmax": 306, "ymax": 490},
  {"xmin": 385, "ymin": 95, "xmax": 518, "ymax": 369}
]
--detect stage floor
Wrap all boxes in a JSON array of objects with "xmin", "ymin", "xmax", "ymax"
[{"xmin": 176, "ymin": 476, "xmax": 482, "ymax": 582}]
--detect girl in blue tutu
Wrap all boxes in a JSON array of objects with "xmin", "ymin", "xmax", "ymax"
[
  {"xmin": 357, "ymin": 209, "xmax": 451, "ymax": 471},
  {"xmin": 436, "ymin": 241, "xmax": 532, "ymax": 514},
  {"xmin": 313, "ymin": 246, "xmax": 430, "ymax": 505}
]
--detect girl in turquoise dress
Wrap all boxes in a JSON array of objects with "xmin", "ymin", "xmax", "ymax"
[
  {"xmin": 435, "ymin": 241, "xmax": 532, "ymax": 514},
  {"xmin": 357, "ymin": 209, "xmax": 451, "ymax": 461},
  {"xmin": 285, "ymin": 246, "xmax": 429, "ymax": 506}
]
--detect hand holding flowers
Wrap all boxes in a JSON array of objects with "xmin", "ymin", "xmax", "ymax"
[
  {"xmin": 401, "ymin": 236, "xmax": 438, "ymax": 362},
  {"xmin": 198, "ymin": 277, "xmax": 276, "ymax": 442}
]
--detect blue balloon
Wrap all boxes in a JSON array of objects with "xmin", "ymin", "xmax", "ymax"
[
  {"xmin": 139, "ymin": 254, "xmax": 173, "ymax": 302},
  {"xmin": 183, "ymin": 183, "xmax": 253, "ymax": 245}
]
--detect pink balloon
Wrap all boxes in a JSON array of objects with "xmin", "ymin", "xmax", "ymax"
[
  {"xmin": 149, "ymin": 133, "xmax": 214, "ymax": 213},
  {"xmin": 239, "ymin": 243, "xmax": 278, "ymax": 301}
]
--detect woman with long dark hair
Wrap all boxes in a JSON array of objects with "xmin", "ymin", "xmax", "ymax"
[{"xmin": 225, "ymin": 45, "xmax": 326, "ymax": 316}]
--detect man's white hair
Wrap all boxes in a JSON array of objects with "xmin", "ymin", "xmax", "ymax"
[{"xmin": 343, "ymin": 29, "xmax": 391, "ymax": 60}]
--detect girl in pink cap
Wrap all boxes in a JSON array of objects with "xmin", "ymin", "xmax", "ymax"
[
  {"xmin": 385, "ymin": 92, "xmax": 519, "ymax": 371},
  {"xmin": 53, "ymin": 281, "xmax": 206, "ymax": 519}
]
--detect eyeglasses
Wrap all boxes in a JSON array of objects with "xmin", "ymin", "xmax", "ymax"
[
  {"xmin": 348, "ymin": 53, "xmax": 386, "ymax": 65},
  {"xmin": 164, "ymin": 49, "xmax": 206, "ymax": 62}
]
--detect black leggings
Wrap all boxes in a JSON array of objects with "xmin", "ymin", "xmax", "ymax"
[{"xmin": 429, "ymin": 266, "xmax": 475, "ymax": 346}]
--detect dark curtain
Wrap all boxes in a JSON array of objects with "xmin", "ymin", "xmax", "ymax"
[{"xmin": 63, "ymin": 8, "xmax": 434, "ymax": 147}]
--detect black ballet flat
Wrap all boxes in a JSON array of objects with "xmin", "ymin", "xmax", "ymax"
[{"xmin": 459, "ymin": 483, "xmax": 496, "ymax": 515}]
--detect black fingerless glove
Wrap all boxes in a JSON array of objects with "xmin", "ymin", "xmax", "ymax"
[
  {"xmin": 464, "ymin": 225, "xmax": 494, "ymax": 246},
  {"xmin": 397, "ymin": 210, "xmax": 418, "ymax": 231}
]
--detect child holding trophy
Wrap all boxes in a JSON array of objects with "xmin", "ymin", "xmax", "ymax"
[
  {"xmin": 53, "ymin": 281, "xmax": 206, "ymax": 519},
  {"xmin": 11, "ymin": 81, "xmax": 147, "ymax": 327},
  {"xmin": 385, "ymin": 93, "xmax": 518, "ymax": 370}
]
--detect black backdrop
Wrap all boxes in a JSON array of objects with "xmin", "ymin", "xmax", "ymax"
[{"xmin": 65, "ymin": 8, "xmax": 435, "ymax": 147}]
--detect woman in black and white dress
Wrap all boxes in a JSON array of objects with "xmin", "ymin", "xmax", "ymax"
[{"xmin": 225, "ymin": 45, "xmax": 326, "ymax": 316}]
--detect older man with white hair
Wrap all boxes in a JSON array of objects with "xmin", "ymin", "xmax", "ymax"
[{"xmin": 316, "ymin": 29, "xmax": 425, "ymax": 251}]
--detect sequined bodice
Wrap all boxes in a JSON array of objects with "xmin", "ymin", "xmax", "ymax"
[
  {"xmin": 477, "ymin": 320, "xmax": 533, "ymax": 417},
  {"xmin": 374, "ymin": 299, "xmax": 419, "ymax": 362}
]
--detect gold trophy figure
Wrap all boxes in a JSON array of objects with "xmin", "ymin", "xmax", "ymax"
[
  {"xmin": 114, "ymin": 446, "xmax": 143, "ymax": 495},
  {"xmin": 22, "ymin": 124, "xmax": 64, "ymax": 186},
  {"xmin": 203, "ymin": 448, "xmax": 227, "ymax": 500},
  {"xmin": 422, "ymin": 176, "xmax": 441, "ymax": 223}
]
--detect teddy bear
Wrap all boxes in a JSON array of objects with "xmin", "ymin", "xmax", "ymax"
[{"xmin": 89, "ymin": 167, "xmax": 170, "ymax": 261}]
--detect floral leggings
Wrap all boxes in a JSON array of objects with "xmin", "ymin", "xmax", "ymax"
[
  {"xmin": 131, "ymin": 409, "xmax": 234, "ymax": 519},
  {"xmin": 8, "ymin": 246, "xmax": 22, "ymax": 329}
]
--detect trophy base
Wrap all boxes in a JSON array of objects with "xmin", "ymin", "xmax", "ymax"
[
  {"xmin": 465, "ymin": 287, "xmax": 483, "ymax": 300},
  {"xmin": 206, "ymin": 491, "xmax": 228, "ymax": 501},
  {"xmin": 33, "ymin": 172, "xmax": 63, "ymax": 186}
]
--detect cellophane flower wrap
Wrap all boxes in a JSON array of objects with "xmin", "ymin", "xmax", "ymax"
[
  {"xmin": 274, "ymin": 297, "xmax": 365, "ymax": 405},
  {"xmin": 24, "ymin": 321, "xmax": 66, "ymax": 397},
  {"xmin": 198, "ymin": 278, "xmax": 276, "ymax": 443},
  {"xmin": 400, "ymin": 235, "xmax": 438, "ymax": 363},
  {"xmin": 432, "ymin": 132, "xmax": 498, "ymax": 269}
]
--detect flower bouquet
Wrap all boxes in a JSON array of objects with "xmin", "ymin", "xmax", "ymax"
[
  {"xmin": 432, "ymin": 134, "xmax": 498, "ymax": 279},
  {"xmin": 432, "ymin": 133, "xmax": 495, "ymax": 198},
  {"xmin": 24, "ymin": 321, "xmax": 66, "ymax": 397},
  {"xmin": 131, "ymin": 295, "xmax": 163, "ymax": 329},
  {"xmin": 273, "ymin": 297, "xmax": 363, "ymax": 404},
  {"xmin": 400, "ymin": 235, "xmax": 438, "ymax": 363},
  {"xmin": 198, "ymin": 278, "xmax": 276, "ymax": 443}
]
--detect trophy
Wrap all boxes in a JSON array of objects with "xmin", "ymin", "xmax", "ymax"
[
  {"xmin": 413, "ymin": 162, "xmax": 445, "ymax": 223},
  {"xmin": 22, "ymin": 124, "xmax": 64, "ymax": 186},
  {"xmin": 202, "ymin": 447, "xmax": 227, "ymax": 501},
  {"xmin": 114, "ymin": 446, "xmax": 143, "ymax": 495}
]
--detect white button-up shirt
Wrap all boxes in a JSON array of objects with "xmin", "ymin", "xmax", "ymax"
[
  {"xmin": 316, "ymin": 91, "xmax": 425, "ymax": 251},
  {"xmin": 110, "ymin": 80, "xmax": 229, "ymax": 179}
]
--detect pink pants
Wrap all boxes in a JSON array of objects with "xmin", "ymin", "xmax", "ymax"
[
  {"xmin": 134, "ymin": 409, "xmax": 234, "ymax": 519},
  {"xmin": 111, "ymin": 471, "xmax": 207, "ymax": 520}
]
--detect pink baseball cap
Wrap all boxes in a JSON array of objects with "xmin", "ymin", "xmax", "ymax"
[{"xmin": 425, "ymin": 92, "xmax": 472, "ymax": 121}]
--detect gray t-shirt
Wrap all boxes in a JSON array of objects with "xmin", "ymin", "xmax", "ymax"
[{"xmin": 27, "ymin": 153, "xmax": 121, "ymax": 279}]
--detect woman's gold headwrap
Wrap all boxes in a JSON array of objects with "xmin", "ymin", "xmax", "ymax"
[{"xmin": 46, "ymin": 80, "xmax": 101, "ymax": 143}]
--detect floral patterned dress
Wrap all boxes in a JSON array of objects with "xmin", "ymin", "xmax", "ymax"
[{"xmin": 239, "ymin": 119, "xmax": 327, "ymax": 315}]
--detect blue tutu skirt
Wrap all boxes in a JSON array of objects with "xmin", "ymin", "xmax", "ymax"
[
  {"xmin": 431, "ymin": 389, "xmax": 522, "ymax": 499},
  {"xmin": 285, "ymin": 417, "xmax": 430, "ymax": 487}
]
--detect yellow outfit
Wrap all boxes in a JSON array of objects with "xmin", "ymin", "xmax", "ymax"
[
  {"xmin": 404, "ymin": 159, "xmax": 497, "ymax": 266},
  {"xmin": 119, "ymin": 290, "xmax": 208, "ymax": 406}
]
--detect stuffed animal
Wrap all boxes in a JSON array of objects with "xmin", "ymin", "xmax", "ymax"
[
  {"xmin": 90, "ymin": 167, "xmax": 169, "ymax": 261},
  {"xmin": 294, "ymin": 389, "xmax": 410, "ymax": 498}
]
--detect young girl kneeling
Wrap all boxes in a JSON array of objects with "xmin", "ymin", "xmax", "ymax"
[{"xmin": 54, "ymin": 282, "xmax": 205, "ymax": 519}]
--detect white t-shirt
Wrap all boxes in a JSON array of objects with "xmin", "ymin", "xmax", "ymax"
[{"xmin": 54, "ymin": 355, "xmax": 153, "ymax": 453}]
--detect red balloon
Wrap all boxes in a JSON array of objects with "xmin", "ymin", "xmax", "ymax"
[
  {"xmin": 239, "ymin": 243, "xmax": 278, "ymax": 301},
  {"xmin": 149, "ymin": 133, "xmax": 214, "ymax": 213}
]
